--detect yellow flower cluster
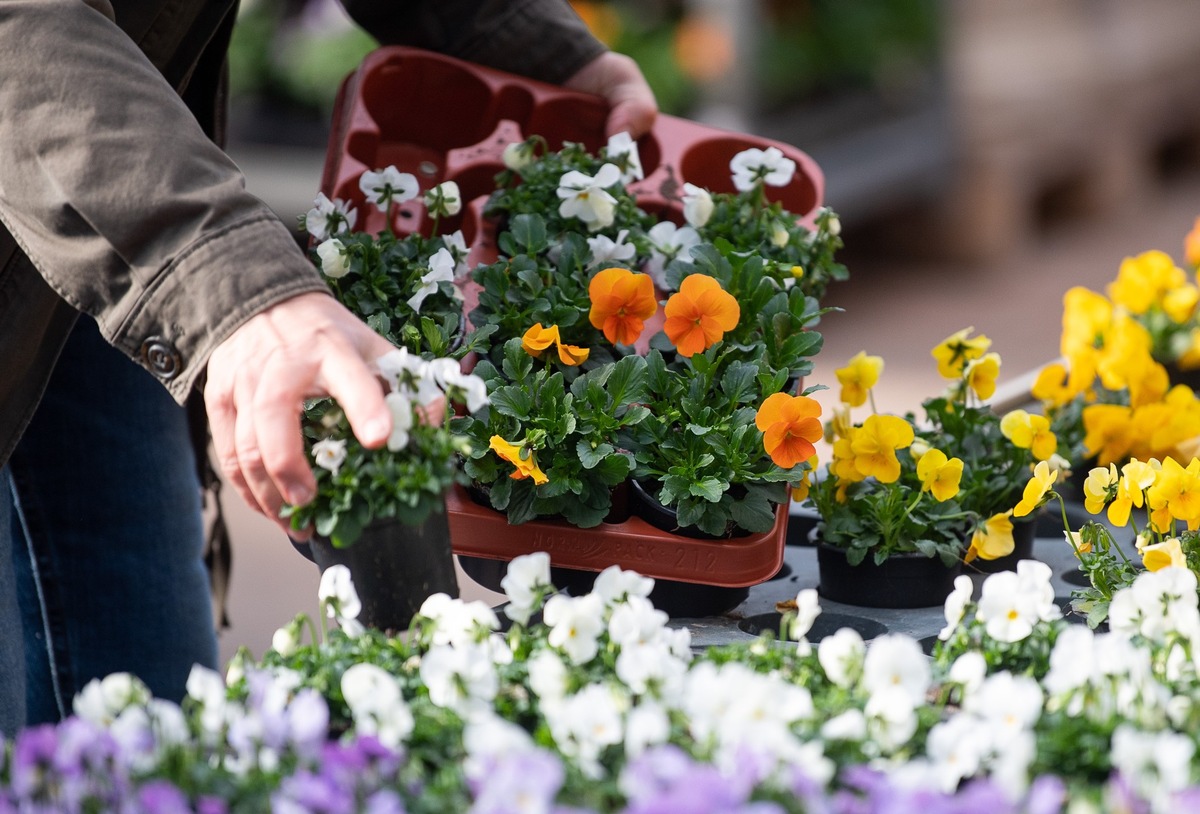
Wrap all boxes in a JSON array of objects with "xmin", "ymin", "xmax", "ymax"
[
  {"xmin": 1075, "ymin": 455, "xmax": 1200, "ymax": 573},
  {"xmin": 1034, "ymin": 247, "xmax": 1200, "ymax": 466}
]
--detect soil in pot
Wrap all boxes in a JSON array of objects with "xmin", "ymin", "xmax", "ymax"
[{"xmin": 816, "ymin": 543, "xmax": 962, "ymax": 609}]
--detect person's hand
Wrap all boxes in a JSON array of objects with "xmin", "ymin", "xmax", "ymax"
[
  {"xmin": 204, "ymin": 291, "xmax": 395, "ymax": 540},
  {"xmin": 563, "ymin": 51, "xmax": 657, "ymax": 139}
]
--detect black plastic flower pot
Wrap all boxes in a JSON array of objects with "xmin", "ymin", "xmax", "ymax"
[
  {"xmin": 816, "ymin": 543, "xmax": 962, "ymax": 609},
  {"xmin": 307, "ymin": 510, "xmax": 459, "ymax": 633}
]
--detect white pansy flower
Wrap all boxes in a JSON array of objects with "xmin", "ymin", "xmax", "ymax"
[
  {"xmin": 424, "ymin": 180, "xmax": 462, "ymax": 217},
  {"xmin": 938, "ymin": 574, "xmax": 974, "ymax": 641},
  {"xmin": 644, "ymin": 220, "xmax": 701, "ymax": 288},
  {"xmin": 608, "ymin": 595, "xmax": 668, "ymax": 647},
  {"xmin": 315, "ymin": 238, "xmax": 350, "ymax": 279},
  {"xmin": 789, "ymin": 588, "xmax": 821, "ymax": 643},
  {"xmin": 964, "ymin": 672, "xmax": 1043, "ymax": 743},
  {"xmin": 1015, "ymin": 559, "xmax": 1062, "ymax": 622},
  {"xmin": 185, "ymin": 665, "xmax": 228, "ymax": 736},
  {"xmin": 420, "ymin": 641, "xmax": 499, "ymax": 715},
  {"xmin": 865, "ymin": 685, "xmax": 918, "ymax": 753},
  {"xmin": 947, "ymin": 651, "xmax": 987, "ymax": 700},
  {"xmin": 586, "ymin": 228, "xmax": 637, "ymax": 266},
  {"xmin": 624, "ymin": 702, "xmax": 670, "ymax": 759},
  {"xmin": 376, "ymin": 348, "xmax": 427, "ymax": 392},
  {"xmin": 605, "ymin": 131, "xmax": 644, "ymax": 184},
  {"xmin": 592, "ymin": 565, "xmax": 654, "ymax": 605},
  {"xmin": 341, "ymin": 663, "xmax": 413, "ymax": 749},
  {"xmin": 862, "ymin": 634, "xmax": 930, "ymax": 707},
  {"xmin": 304, "ymin": 192, "xmax": 357, "ymax": 241},
  {"xmin": 441, "ymin": 230, "xmax": 471, "ymax": 277},
  {"xmin": 817, "ymin": 626, "xmax": 864, "ymax": 689},
  {"xmin": 358, "ymin": 165, "xmax": 419, "ymax": 208},
  {"xmin": 976, "ymin": 570, "xmax": 1038, "ymax": 643},
  {"xmin": 500, "ymin": 551, "xmax": 552, "ymax": 625},
  {"xmin": 526, "ymin": 648, "xmax": 570, "ymax": 701},
  {"xmin": 926, "ymin": 714, "xmax": 987, "ymax": 792},
  {"xmin": 384, "ymin": 391, "xmax": 414, "ymax": 452},
  {"xmin": 770, "ymin": 222, "xmax": 790, "ymax": 248},
  {"xmin": 681, "ymin": 183, "xmax": 713, "ymax": 228},
  {"xmin": 318, "ymin": 564, "xmax": 362, "ymax": 624},
  {"xmin": 407, "ymin": 247, "xmax": 457, "ymax": 313},
  {"xmin": 543, "ymin": 592, "xmax": 606, "ymax": 664},
  {"xmin": 820, "ymin": 709, "xmax": 867, "ymax": 742},
  {"xmin": 729, "ymin": 146, "xmax": 796, "ymax": 192},
  {"xmin": 542, "ymin": 684, "xmax": 626, "ymax": 780},
  {"xmin": 418, "ymin": 592, "xmax": 500, "ymax": 646},
  {"xmin": 311, "ymin": 438, "xmax": 347, "ymax": 476},
  {"xmin": 502, "ymin": 140, "xmax": 537, "ymax": 171},
  {"xmin": 73, "ymin": 673, "xmax": 151, "ymax": 725},
  {"xmin": 427, "ymin": 360, "xmax": 488, "ymax": 414},
  {"xmin": 557, "ymin": 163, "xmax": 622, "ymax": 230},
  {"xmin": 1044, "ymin": 625, "xmax": 1094, "ymax": 701}
]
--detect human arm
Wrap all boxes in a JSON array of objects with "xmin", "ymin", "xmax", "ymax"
[
  {"xmin": 0, "ymin": 1, "xmax": 392, "ymax": 534},
  {"xmin": 338, "ymin": 0, "xmax": 657, "ymax": 138}
]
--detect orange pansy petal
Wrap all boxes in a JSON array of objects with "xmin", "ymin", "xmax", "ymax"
[{"xmin": 557, "ymin": 342, "xmax": 590, "ymax": 366}]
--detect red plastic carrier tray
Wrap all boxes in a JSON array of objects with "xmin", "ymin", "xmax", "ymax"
[{"xmin": 321, "ymin": 46, "xmax": 825, "ymax": 587}]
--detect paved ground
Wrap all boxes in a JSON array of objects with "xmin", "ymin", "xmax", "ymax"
[{"xmin": 214, "ymin": 144, "xmax": 1200, "ymax": 666}]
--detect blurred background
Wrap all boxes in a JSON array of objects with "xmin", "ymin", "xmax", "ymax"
[{"xmin": 217, "ymin": 0, "xmax": 1200, "ymax": 665}]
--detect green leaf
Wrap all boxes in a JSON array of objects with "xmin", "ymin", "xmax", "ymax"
[
  {"xmin": 728, "ymin": 495, "xmax": 776, "ymax": 533},
  {"xmin": 508, "ymin": 213, "xmax": 549, "ymax": 254},
  {"xmin": 689, "ymin": 477, "xmax": 724, "ymax": 502},
  {"xmin": 576, "ymin": 440, "xmax": 614, "ymax": 469}
]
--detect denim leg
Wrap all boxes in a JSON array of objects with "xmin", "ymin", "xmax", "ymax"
[
  {"xmin": 0, "ymin": 469, "xmax": 27, "ymax": 736},
  {"xmin": 6, "ymin": 316, "xmax": 218, "ymax": 723}
]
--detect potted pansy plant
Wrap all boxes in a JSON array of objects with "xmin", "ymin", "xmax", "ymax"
[
  {"xmin": 284, "ymin": 171, "xmax": 493, "ymax": 631},
  {"xmin": 804, "ymin": 328, "xmax": 1068, "ymax": 608},
  {"xmin": 458, "ymin": 135, "xmax": 837, "ymax": 536}
]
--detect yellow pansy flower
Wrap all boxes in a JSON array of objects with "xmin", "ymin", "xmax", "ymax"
[
  {"xmin": 1142, "ymin": 538, "xmax": 1187, "ymax": 572},
  {"xmin": 850, "ymin": 414, "xmax": 914, "ymax": 484},
  {"xmin": 999, "ymin": 409, "xmax": 1058, "ymax": 461},
  {"xmin": 488, "ymin": 436, "xmax": 549, "ymax": 485},
  {"xmin": 1031, "ymin": 363, "xmax": 1077, "ymax": 409},
  {"xmin": 1095, "ymin": 315, "xmax": 1155, "ymax": 393},
  {"xmin": 1081, "ymin": 403, "xmax": 1134, "ymax": 466},
  {"xmin": 521, "ymin": 322, "xmax": 590, "ymax": 367},
  {"xmin": 966, "ymin": 512, "xmax": 1015, "ymax": 562},
  {"xmin": 1163, "ymin": 283, "xmax": 1199, "ymax": 324},
  {"xmin": 791, "ymin": 456, "xmax": 818, "ymax": 502},
  {"xmin": 916, "ymin": 448, "xmax": 963, "ymax": 502},
  {"xmin": 1106, "ymin": 459, "xmax": 1156, "ymax": 527},
  {"xmin": 1147, "ymin": 456, "xmax": 1200, "ymax": 530},
  {"xmin": 1082, "ymin": 463, "xmax": 1119, "ymax": 516},
  {"xmin": 835, "ymin": 351, "xmax": 884, "ymax": 408},
  {"xmin": 965, "ymin": 352, "xmax": 1001, "ymax": 400},
  {"xmin": 1014, "ymin": 460, "xmax": 1057, "ymax": 517},
  {"xmin": 931, "ymin": 327, "xmax": 991, "ymax": 380},
  {"xmin": 1106, "ymin": 249, "xmax": 1187, "ymax": 315},
  {"xmin": 1060, "ymin": 286, "xmax": 1112, "ymax": 360}
]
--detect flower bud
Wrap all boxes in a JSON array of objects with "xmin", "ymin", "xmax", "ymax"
[
  {"xmin": 502, "ymin": 141, "xmax": 535, "ymax": 171},
  {"xmin": 316, "ymin": 238, "xmax": 350, "ymax": 279}
]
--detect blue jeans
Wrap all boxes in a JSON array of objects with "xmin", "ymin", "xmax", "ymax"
[{"xmin": 0, "ymin": 317, "xmax": 218, "ymax": 735}]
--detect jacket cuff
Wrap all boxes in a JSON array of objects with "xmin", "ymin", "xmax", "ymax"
[{"xmin": 107, "ymin": 214, "xmax": 329, "ymax": 402}]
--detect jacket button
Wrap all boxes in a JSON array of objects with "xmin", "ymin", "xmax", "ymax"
[{"xmin": 141, "ymin": 337, "xmax": 182, "ymax": 381}]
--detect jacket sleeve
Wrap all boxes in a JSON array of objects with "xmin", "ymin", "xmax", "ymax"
[
  {"xmin": 338, "ymin": 0, "xmax": 607, "ymax": 85},
  {"xmin": 0, "ymin": 0, "xmax": 330, "ymax": 403}
]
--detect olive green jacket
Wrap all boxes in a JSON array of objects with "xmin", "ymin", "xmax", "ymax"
[{"xmin": 0, "ymin": 0, "xmax": 603, "ymax": 467}]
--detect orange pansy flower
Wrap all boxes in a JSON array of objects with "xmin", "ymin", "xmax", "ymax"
[
  {"xmin": 489, "ymin": 436, "xmax": 549, "ymax": 485},
  {"xmin": 588, "ymin": 267, "xmax": 657, "ymax": 346},
  {"xmin": 521, "ymin": 323, "xmax": 590, "ymax": 367},
  {"xmin": 755, "ymin": 392, "xmax": 823, "ymax": 469},
  {"xmin": 663, "ymin": 274, "xmax": 740, "ymax": 357}
]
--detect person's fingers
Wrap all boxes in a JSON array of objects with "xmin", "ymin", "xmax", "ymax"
[
  {"xmin": 564, "ymin": 52, "xmax": 658, "ymax": 139},
  {"xmin": 204, "ymin": 291, "xmax": 399, "ymax": 535}
]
